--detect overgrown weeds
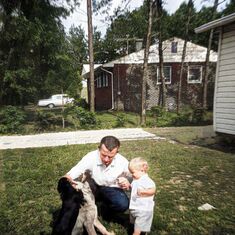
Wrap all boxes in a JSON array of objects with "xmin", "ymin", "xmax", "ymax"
[{"xmin": 0, "ymin": 105, "xmax": 213, "ymax": 135}]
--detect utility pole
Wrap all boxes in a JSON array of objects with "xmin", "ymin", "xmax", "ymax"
[{"xmin": 87, "ymin": 0, "xmax": 95, "ymax": 112}]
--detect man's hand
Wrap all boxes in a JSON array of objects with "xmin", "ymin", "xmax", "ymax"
[
  {"xmin": 117, "ymin": 177, "xmax": 131, "ymax": 190},
  {"xmin": 64, "ymin": 174, "xmax": 78, "ymax": 189}
]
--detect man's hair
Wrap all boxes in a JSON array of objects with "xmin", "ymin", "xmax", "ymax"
[
  {"xmin": 129, "ymin": 157, "xmax": 148, "ymax": 171},
  {"xmin": 99, "ymin": 136, "xmax": 120, "ymax": 151}
]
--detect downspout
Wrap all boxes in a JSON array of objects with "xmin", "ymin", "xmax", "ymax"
[{"xmin": 101, "ymin": 67, "xmax": 114, "ymax": 110}]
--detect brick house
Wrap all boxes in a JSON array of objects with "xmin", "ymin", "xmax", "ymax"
[{"xmin": 82, "ymin": 37, "xmax": 217, "ymax": 112}]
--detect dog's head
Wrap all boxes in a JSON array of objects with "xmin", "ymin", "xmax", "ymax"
[
  {"xmin": 57, "ymin": 177, "xmax": 84, "ymax": 203},
  {"xmin": 76, "ymin": 170, "xmax": 92, "ymax": 183}
]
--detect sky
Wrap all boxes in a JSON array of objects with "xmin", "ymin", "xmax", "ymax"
[{"xmin": 62, "ymin": 0, "xmax": 228, "ymax": 37}]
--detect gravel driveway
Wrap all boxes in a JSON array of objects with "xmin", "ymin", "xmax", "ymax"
[{"xmin": 0, "ymin": 128, "xmax": 160, "ymax": 150}]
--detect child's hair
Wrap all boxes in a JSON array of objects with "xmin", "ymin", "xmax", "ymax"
[{"xmin": 129, "ymin": 157, "xmax": 148, "ymax": 171}]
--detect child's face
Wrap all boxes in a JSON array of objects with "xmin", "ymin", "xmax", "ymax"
[{"xmin": 129, "ymin": 168, "xmax": 145, "ymax": 179}]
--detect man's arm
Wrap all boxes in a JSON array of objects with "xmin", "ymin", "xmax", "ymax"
[{"xmin": 66, "ymin": 153, "xmax": 92, "ymax": 180}]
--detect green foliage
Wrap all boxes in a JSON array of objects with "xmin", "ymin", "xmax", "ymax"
[
  {"xmin": 0, "ymin": 106, "xmax": 26, "ymax": 134},
  {"xmin": 171, "ymin": 112, "xmax": 192, "ymax": 126},
  {"xmin": 64, "ymin": 106, "xmax": 97, "ymax": 128},
  {"xmin": 73, "ymin": 98, "xmax": 89, "ymax": 109},
  {"xmin": 192, "ymin": 107, "xmax": 206, "ymax": 124},
  {"xmin": 147, "ymin": 106, "xmax": 213, "ymax": 127},
  {"xmin": 0, "ymin": 0, "xmax": 82, "ymax": 106},
  {"xmin": 34, "ymin": 110, "xmax": 60, "ymax": 131},
  {"xmin": 114, "ymin": 113, "xmax": 126, "ymax": 127},
  {"xmin": 150, "ymin": 106, "xmax": 164, "ymax": 117}
]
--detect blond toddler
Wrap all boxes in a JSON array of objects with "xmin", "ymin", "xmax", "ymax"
[{"xmin": 128, "ymin": 157, "xmax": 156, "ymax": 235}]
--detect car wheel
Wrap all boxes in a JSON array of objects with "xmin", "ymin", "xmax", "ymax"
[{"xmin": 48, "ymin": 103, "xmax": 55, "ymax": 109}]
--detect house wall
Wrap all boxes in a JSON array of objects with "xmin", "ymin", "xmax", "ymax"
[
  {"xmin": 94, "ymin": 74, "xmax": 112, "ymax": 110},
  {"xmin": 112, "ymin": 63, "xmax": 214, "ymax": 113},
  {"xmin": 214, "ymin": 23, "xmax": 235, "ymax": 135}
]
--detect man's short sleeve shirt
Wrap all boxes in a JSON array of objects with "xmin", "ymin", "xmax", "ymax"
[{"xmin": 67, "ymin": 149, "xmax": 129, "ymax": 187}]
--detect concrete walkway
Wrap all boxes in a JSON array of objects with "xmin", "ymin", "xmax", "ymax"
[{"xmin": 0, "ymin": 128, "xmax": 160, "ymax": 150}]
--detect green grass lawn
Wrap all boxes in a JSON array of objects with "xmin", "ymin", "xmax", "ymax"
[{"xmin": 0, "ymin": 134, "xmax": 234, "ymax": 235}]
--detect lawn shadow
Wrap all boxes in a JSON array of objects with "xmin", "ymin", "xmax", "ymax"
[
  {"xmin": 97, "ymin": 203, "xmax": 134, "ymax": 235},
  {"xmin": 190, "ymin": 135, "xmax": 235, "ymax": 154}
]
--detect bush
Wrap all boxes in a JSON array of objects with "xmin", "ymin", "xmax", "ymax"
[
  {"xmin": 73, "ymin": 98, "xmax": 89, "ymax": 109},
  {"xmin": 192, "ymin": 108, "xmax": 206, "ymax": 124},
  {"xmin": 64, "ymin": 106, "xmax": 97, "ymax": 128},
  {"xmin": 34, "ymin": 110, "xmax": 60, "ymax": 131},
  {"xmin": 171, "ymin": 112, "xmax": 192, "ymax": 126},
  {"xmin": 0, "ymin": 106, "xmax": 26, "ymax": 134},
  {"xmin": 150, "ymin": 106, "xmax": 164, "ymax": 117},
  {"xmin": 115, "ymin": 113, "xmax": 126, "ymax": 127}
]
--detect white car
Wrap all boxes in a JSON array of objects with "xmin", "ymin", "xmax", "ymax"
[{"xmin": 38, "ymin": 94, "xmax": 74, "ymax": 108}]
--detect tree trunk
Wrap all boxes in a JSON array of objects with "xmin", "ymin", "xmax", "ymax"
[
  {"xmin": 203, "ymin": 0, "xmax": 218, "ymax": 109},
  {"xmin": 141, "ymin": 0, "xmax": 153, "ymax": 125},
  {"xmin": 157, "ymin": 0, "xmax": 166, "ymax": 109},
  {"xmin": 87, "ymin": 0, "xmax": 95, "ymax": 112},
  {"xmin": 177, "ymin": 0, "xmax": 193, "ymax": 113},
  {"xmin": 177, "ymin": 40, "xmax": 187, "ymax": 113}
]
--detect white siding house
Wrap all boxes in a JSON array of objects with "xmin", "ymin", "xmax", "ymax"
[{"xmin": 195, "ymin": 13, "xmax": 235, "ymax": 135}]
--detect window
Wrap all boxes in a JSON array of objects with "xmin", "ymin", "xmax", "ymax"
[
  {"xmin": 96, "ymin": 75, "xmax": 102, "ymax": 88},
  {"xmin": 96, "ymin": 72, "xmax": 109, "ymax": 88},
  {"xmin": 188, "ymin": 66, "xmax": 202, "ymax": 83},
  {"xmin": 171, "ymin": 41, "xmax": 178, "ymax": 53},
  {"xmin": 157, "ymin": 66, "xmax": 172, "ymax": 84}
]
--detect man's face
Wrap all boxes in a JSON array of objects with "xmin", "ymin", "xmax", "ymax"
[{"xmin": 99, "ymin": 144, "xmax": 118, "ymax": 166}]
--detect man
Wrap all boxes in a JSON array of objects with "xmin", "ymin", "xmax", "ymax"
[{"xmin": 65, "ymin": 135, "xmax": 131, "ymax": 213}]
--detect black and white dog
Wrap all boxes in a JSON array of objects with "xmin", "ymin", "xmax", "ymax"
[
  {"xmin": 52, "ymin": 177, "xmax": 84, "ymax": 235},
  {"xmin": 52, "ymin": 172, "xmax": 115, "ymax": 235}
]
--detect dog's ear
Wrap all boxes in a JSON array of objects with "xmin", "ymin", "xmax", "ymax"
[
  {"xmin": 84, "ymin": 170, "xmax": 92, "ymax": 180},
  {"xmin": 77, "ymin": 173, "xmax": 84, "ymax": 182},
  {"xmin": 57, "ymin": 177, "xmax": 73, "ymax": 200},
  {"xmin": 57, "ymin": 178, "xmax": 68, "ymax": 193}
]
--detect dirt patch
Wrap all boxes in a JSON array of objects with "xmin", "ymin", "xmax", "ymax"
[
  {"xmin": 0, "ymin": 183, "xmax": 6, "ymax": 192},
  {"xmin": 193, "ymin": 180, "xmax": 203, "ymax": 187},
  {"xmin": 178, "ymin": 205, "xmax": 187, "ymax": 211},
  {"xmin": 168, "ymin": 177, "xmax": 183, "ymax": 184}
]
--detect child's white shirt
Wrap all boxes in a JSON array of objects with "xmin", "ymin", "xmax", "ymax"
[{"xmin": 129, "ymin": 173, "xmax": 155, "ymax": 211}]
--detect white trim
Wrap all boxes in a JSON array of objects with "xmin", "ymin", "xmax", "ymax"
[
  {"xmin": 187, "ymin": 65, "xmax": 202, "ymax": 84},
  {"xmin": 214, "ymin": 28, "xmax": 222, "ymax": 133},
  {"xmin": 195, "ymin": 13, "xmax": 235, "ymax": 33}
]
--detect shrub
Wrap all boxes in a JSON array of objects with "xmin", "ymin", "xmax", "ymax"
[
  {"xmin": 150, "ymin": 106, "xmax": 164, "ymax": 117},
  {"xmin": 0, "ymin": 106, "xmax": 26, "ymax": 134},
  {"xmin": 115, "ymin": 113, "xmax": 126, "ymax": 127},
  {"xmin": 64, "ymin": 106, "xmax": 97, "ymax": 128},
  {"xmin": 74, "ymin": 98, "xmax": 89, "ymax": 109},
  {"xmin": 192, "ymin": 108, "xmax": 207, "ymax": 124},
  {"xmin": 171, "ymin": 112, "xmax": 192, "ymax": 126},
  {"xmin": 34, "ymin": 110, "xmax": 60, "ymax": 131}
]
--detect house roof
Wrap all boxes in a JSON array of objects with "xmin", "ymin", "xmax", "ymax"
[
  {"xmin": 82, "ymin": 64, "xmax": 102, "ymax": 76},
  {"xmin": 82, "ymin": 37, "xmax": 217, "ymax": 76},
  {"xmin": 103, "ymin": 37, "xmax": 217, "ymax": 67},
  {"xmin": 195, "ymin": 13, "xmax": 235, "ymax": 33}
]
